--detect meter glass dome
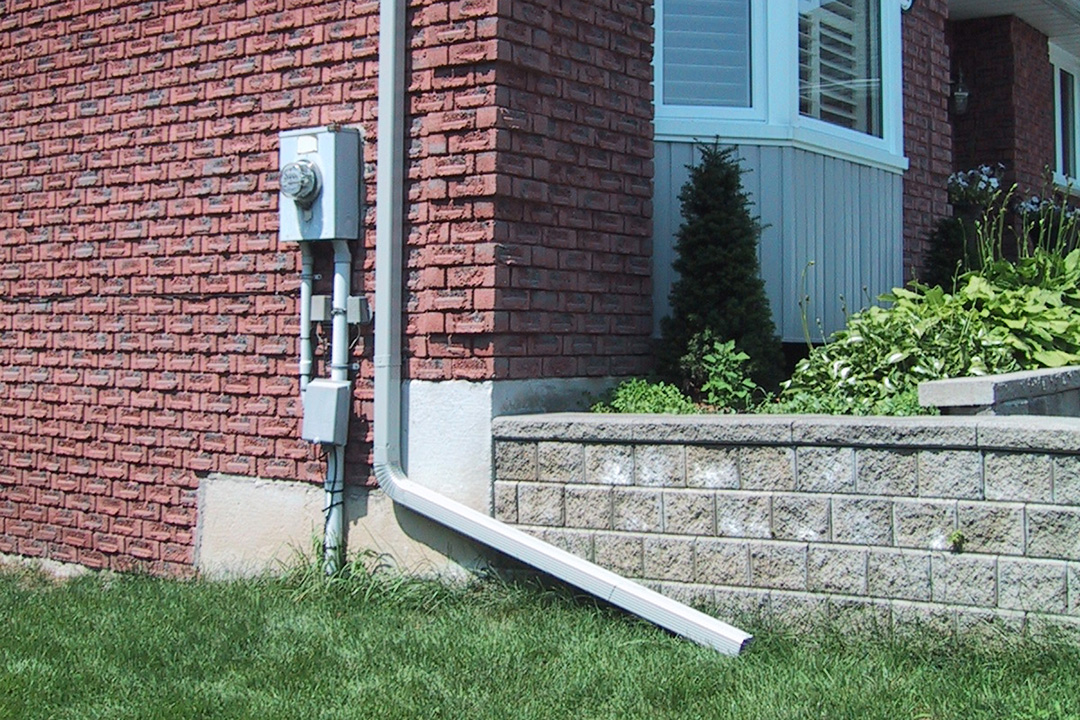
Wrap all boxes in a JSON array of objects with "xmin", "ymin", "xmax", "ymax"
[{"xmin": 280, "ymin": 159, "xmax": 321, "ymax": 206}]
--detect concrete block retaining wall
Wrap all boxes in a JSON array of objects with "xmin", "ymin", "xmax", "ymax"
[{"xmin": 492, "ymin": 414, "xmax": 1080, "ymax": 634}]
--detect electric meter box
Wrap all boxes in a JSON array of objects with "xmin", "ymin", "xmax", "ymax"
[
  {"xmin": 278, "ymin": 126, "xmax": 362, "ymax": 243},
  {"xmin": 301, "ymin": 378, "xmax": 352, "ymax": 446}
]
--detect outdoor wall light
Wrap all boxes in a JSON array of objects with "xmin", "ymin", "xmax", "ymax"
[{"xmin": 952, "ymin": 72, "xmax": 970, "ymax": 115}]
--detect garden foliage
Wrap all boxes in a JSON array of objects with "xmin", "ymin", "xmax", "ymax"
[
  {"xmin": 777, "ymin": 184, "xmax": 1080, "ymax": 414},
  {"xmin": 923, "ymin": 165, "xmax": 1003, "ymax": 289},
  {"xmin": 598, "ymin": 169, "xmax": 1080, "ymax": 416},
  {"xmin": 589, "ymin": 378, "xmax": 698, "ymax": 414},
  {"xmin": 679, "ymin": 330, "xmax": 761, "ymax": 411}
]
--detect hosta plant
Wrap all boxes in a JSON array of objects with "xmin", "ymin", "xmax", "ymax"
[{"xmin": 777, "ymin": 248, "xmax": 1080, "ymax": 414}]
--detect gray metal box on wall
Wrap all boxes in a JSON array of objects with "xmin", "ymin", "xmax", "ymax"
[
  {"xmin": 278, "ymin": 126, "xmax": 362, "ymax": 242},
  {"xmin": 301, "ymin": 379, "xmax": 352, "ymax": 446}
]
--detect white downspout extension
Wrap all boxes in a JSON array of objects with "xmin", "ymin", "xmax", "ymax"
[
  {"xmin": 323, "ymin": 239, "xmax": 351, "ymax": 573},
  {"xmin": 370, "ymin": 0, "xmax": 751, "ymax": 655}
]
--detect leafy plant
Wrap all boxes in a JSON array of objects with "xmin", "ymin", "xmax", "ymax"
[
  {"xmin": 761, "ymin": 387, "xmax": 930, "ymax": 416},
  {"xmin": 777, "ymin": 182, "xmax": 1080, "ymax": 416},
  {"xmin": 948, "ymin": 529, "xmax": 967, "ymax": 554},
  {"xmin": 922, "ymin": 165, "xmax": 1004, "ymax": 287},
  {"xmin": 659, "ymin": 143, "xmax": 783, "ymax": 392},
  {"xmin": 778, "ymin": 283, "xmax": 1016, "ymax": 414},
  {"xmin": 590, "ymin": 378, "xmax": 699, "ymax": 414},
  {"xmin": 680, "ymin": 330, "xmax": 760, "ymax": 411},
  {"xmin": 947, "ymin": 164, "xmax": 1003, "ymax": 207},
  {"xmin": 1014, "ymin": 191, "xmax": 1080, "ymax": 260},
  {"xmin": 923, "ymin": 166, "xmax": 1080, "ymax": 292},
  {"xmin": 778, "ymin": 257, "xmax": 1080, "ymax": 413}
]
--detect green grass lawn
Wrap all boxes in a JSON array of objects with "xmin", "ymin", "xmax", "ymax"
[{"xmin": 2, "ymin": 562, "xmax": 1079, "ymax": 720}]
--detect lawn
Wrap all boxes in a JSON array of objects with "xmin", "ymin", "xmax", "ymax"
[{"xmin": 2, "ymin": 562, "xmax": 1078, "ymax": 720}]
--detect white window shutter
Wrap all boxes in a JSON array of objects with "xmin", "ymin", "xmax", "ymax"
[
  {"xmin": 663, "ymin": 0, "xmax": 752, "ymax": 107},
  {"xmin": 799, "ymin": 0, "xmax": 881, "ymax": 136}
]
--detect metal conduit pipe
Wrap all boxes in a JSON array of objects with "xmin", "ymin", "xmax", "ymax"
[
  {"xmin": 299, "ymin": 242, "xmax": 314, "ymax": 392},
  {"xmin": 369, "ymin": 0, "xmax": 751, "ymax": 654},
  {"xmin": 330, "ymin": 240, "xmax": 352, "ymax": 385},
  {"xmin": 322, "ymin": 239, "xmax": 352, "ymax": 574}
]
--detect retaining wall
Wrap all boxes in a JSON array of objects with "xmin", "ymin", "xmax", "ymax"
[{"xmin": 493, "ymin": 413, "xmax": 1080, "ymax": 634}]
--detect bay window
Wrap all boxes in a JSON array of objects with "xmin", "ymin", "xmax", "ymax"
[
  {"xmin": 662, "ymin": 0, "xmax": 753, "ymax": 107},
  {"xmin": 654, "ymin": 0, "xmax": 904, "ymax": 170}
]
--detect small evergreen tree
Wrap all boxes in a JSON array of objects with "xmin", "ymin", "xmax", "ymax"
[{"xmin": 659, "ymin": 144, "xmax": 783, "ymax": 391}]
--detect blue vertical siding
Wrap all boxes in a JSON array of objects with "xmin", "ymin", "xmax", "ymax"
[{"xmin": 653, "ymin": 141, "xmax": 904, "ymax": 343}]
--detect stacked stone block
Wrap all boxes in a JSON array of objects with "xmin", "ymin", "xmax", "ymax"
[{"xmin": 494, "ymin": 414, "xmax": 1080, "ymax": 633}]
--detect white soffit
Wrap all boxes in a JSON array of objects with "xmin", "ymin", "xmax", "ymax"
[{"xmin": 950, "ymin": 0, "xmax": 1080, "ymax": 57}]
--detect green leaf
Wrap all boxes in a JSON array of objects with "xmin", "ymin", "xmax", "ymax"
[{"xmin": 1032, "ymin": 349, "xmax": 1080, "ymax": 367}]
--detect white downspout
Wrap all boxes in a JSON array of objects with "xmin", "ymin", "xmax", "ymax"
[{"xmin": 370, "ymin": 0, "xmax": 751, "ymax": 655}]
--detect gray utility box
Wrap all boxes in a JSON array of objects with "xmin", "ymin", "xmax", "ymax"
[
  {"xmin": 301, "ymin": 379, "xmax": 352, "ymax": 445},
  {"xmin": 278, "ymin": 126, "xmax": 362, "ymax": 243}
]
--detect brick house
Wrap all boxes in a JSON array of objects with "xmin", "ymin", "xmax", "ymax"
[{"xmin": 0, "ymin": 0, "xmax": 1076, "ymax": 581}]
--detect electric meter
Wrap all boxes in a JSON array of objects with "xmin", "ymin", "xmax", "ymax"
[
  {"xmin": 278, "ymin": 126, "xmax": 362, "ymax": 242},
  {"xmin": 280, "ymin": 159, "xmax": 322, "ymax": 207}
]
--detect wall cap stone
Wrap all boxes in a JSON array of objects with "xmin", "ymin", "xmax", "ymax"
[
  {"xmin": 496, "ymin": 413, "xmax": 1080, "ymax": 454},
  {"xmin": 919, "ymin": 366, "xmax": 1080, "ymax": 414},
  {"xmin": 492, "ymin": 413, "xmax": 794, "ymax": 444}
]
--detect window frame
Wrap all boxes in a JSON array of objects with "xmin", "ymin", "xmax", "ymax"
[
  {"xmin": 653, "ymin": 0, "xmax": 907, "ymax": 173},
  {"xmin": 1051, "ymin": 42, "xmax": 1080, "ymax": 187}
]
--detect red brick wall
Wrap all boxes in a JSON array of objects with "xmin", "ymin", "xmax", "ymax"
[
  {"xmin": 406, "ymin": 0, "xmax": 654, "ymax": 381},
  {"xmin": 0, "ymin": 0, "xmax": 378, "ymax": 574},
  {"xmin": 0, "ymin": 0, "xmax": 654, "ymax": 573},
  {"xmin": 901, "ymin": 0, "xmax": 952, "ymax": 281},
  {"xmin": 951, "ymin": 15, "xmax": 1055, "ymax": 194}
]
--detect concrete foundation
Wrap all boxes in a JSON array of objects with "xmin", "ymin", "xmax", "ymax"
[
  {"xmin": 402, "ymin": 378, "xmax": 612, "ymax": 513},
  {"xmin": 195, "ymin": 474, "xmax": 486, "ymax": 580},
  {"xmin": 196, "ymin": 378, "xmax": 612, "ymax": 578}
]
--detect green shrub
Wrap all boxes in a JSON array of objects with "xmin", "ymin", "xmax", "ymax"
[
  {"xmin": 660, "ymin": 143, "xmax": 783, "ymax": 392},
  {"xmin": 781, "ymin": 283, "xmax": 1015, "ymax": 408},
  {"xmin": 922, "ymin": 166, "xmax": 1003, "ymax": 289},
  {"xmin": 923, "ymin": 215, "xmax": 975, "ymax": 292},
  {"xmin": 590, "ymin": 378, "xmax": 698, "ymax": 414},
  {"xmin": 761, "ymin": 387, "xmax": 931, "ymax": 416}
]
